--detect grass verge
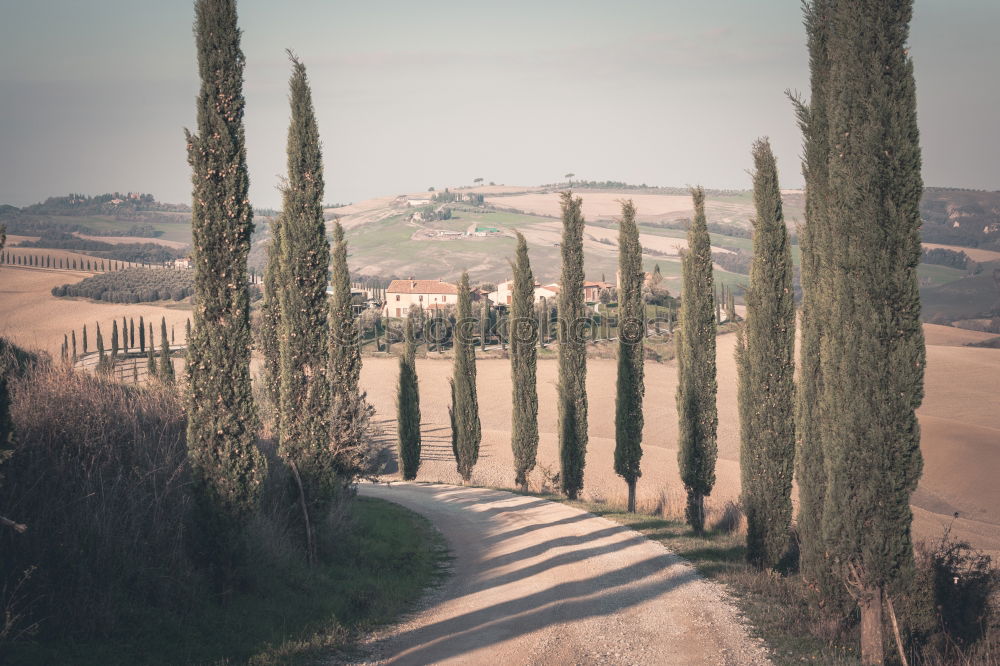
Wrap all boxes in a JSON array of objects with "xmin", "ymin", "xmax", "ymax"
[{"xmin": 6, "ymin": 497, "xmax": 448, "ymax": 665}]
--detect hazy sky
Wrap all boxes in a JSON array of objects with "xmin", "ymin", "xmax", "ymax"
[{"xmin": 1, "ymin": 1, "xmax": 997, "ymax": 209}]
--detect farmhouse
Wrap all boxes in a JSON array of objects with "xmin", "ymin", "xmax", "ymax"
[
  {"xmin": 384, "ymin": 279, "xmax": 458, "ymax": 318},
  {"xmin": 487, "ymin": 280, "xmax": 578, "ymax": 307}
]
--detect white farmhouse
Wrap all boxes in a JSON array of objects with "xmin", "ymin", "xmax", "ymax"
[{"xmin": 384, "ymin": 279, "xmax": 458, "ymax": 318}]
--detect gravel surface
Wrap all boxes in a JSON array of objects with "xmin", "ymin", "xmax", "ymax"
[{"xmin": 348, "ymin": 483, "xmax": 772, "ymax": 665}]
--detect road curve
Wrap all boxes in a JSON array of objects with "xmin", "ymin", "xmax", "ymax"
[{"xmin": 352, "ymin": 483, "xmax": 771, "ymax": 665}]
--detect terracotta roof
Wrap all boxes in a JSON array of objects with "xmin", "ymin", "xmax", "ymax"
[{"xmin": 386, "ymin": 279, "xmax": 458, "ymax": 295}]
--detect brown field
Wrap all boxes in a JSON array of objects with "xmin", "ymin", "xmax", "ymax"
[
  {"xmin": 486, "ymin": 192, "xmax": 693, "ymax": 220},
  {"xmin": 74, "ymin": 233, "xmax": 188, "ymax": 249},
  {"xmin": 2, "ymin": 264, "xmax": 997, "ymax": 556},
  {"xmin": 360, "ymin": 328, "xmax": 1000, "ymax": 557},
  {"xmin": 0, "ymin": 266, "xmax": 191, "ymax": 357}
]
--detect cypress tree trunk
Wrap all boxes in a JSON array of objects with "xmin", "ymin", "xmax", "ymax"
[
  {"xmin": 276, "ymin": 54, "xmax": 334, "ymax": 525},
  {"xmin": 451, "ymin": 272, "xmax": 481, "ymax": 483},
  {"xmin": 510, "ymin": 231, "xmax": 538, "ymax": 491},
  {"xmin": 160, "ymin": 317, "xmax": 174, "ymax": 383},
  {"xmin": 614, "ymin": 200, "xmax": 644, "ymax": 513},
  {"xmin": 557, "ymin": 191, "xmax": 588, "ymax": 499},
  {"xmin": 676, "ymin": 187, "xmax": 718, "ymax": 533},
  {"xmin": 820, "ymin": 2, "xmax": 925, "ymax": 662},
  {"xmin": 792, "ymin": 0, "xmax": 835, "ymax": 593},
  {"xmin": 737, "ymin": 139, "xmax": 796, "ymax": 569},
  {"xmin": 184, "ymin": 0, "xmax": 265, "ymax": 562},
  {"xmin": 396, "ymin": 311, "xmax": 421, "ymax": 480}
]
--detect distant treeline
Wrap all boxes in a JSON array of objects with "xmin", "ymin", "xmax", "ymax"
[
  {"xmin": 921, "ymin": 246, "xmax": 972, "ymax": 270},
  {"xmin": 20, "ymin": 192, "xmax": 190, "ymax": 217},
  {"xmin": 19, "ymin": 232, "xmax": 183, "ymax": 264}
]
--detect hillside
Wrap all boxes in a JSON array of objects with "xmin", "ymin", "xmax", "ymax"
[{"xmin": 6, "ymin": 185, "xmax": 998, "ymax": 327}]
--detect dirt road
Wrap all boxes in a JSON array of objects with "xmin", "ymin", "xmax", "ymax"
[{"xmin": 353, "ymin": 483, "xmax": 771, "ymax": 665}]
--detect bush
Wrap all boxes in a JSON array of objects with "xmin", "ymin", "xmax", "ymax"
[
  {"xmin": 0, "ymin": 360, "xmax": 196, "ymax": 639},
  {"xmin": 54, "ymin": 267, "xmax": 194, "ymax": 303}
]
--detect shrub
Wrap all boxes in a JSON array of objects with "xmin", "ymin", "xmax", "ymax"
[{"xmin": 0, "ymin": 361, "xmax": 197, "ymax": 639}]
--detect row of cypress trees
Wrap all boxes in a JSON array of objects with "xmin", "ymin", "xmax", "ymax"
[{"xmin": 0, "ymin": 253, "xmax": 140, "ymax": 271}]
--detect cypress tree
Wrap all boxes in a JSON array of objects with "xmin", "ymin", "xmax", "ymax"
[
  {"xmin": 71, "ymin": 330, "xmax": 77, "ymax": 364},
  {"xmin": 276, "ymin": 54, "xmax": 335, "ymax": 520},
  {"xmin": 451, "ymin": 272, "xmax": 481, "ymax": 483},
  {"xmin": 557, "ymin": 191, "xmax": 588, "ymax": 499},
  {"xmin": 160, "ymin": 317, "xmax": 174, "ymax": 383},
  {"xmin": 111, "ymin": 320, "xmax": 119, "ymax": 362},
  {"xmin": 129, "ymin": 317, "xmax": 135, "ymax": 350},
  {"xmin": 260, "ymin": 213, "xmax": 283, "ymax": 414},
  {"xmin": 510, "ymin": 231, "xmax": 538, "ymax": 491},
  {"xmin": 147, "ymin": 323, "xmax": 157, "ymax": 380},
  {"xmin": 396, "ymin": 310, "xmax": 421, "ymax": 480},
  {"xmin": 614, "ymin": 200, "xmax": 644, "ymax": 513},
  {"xmin": 792, "ymin": 0, "xmax": 835, "ymax": 593},
  {"xmin": 96, "ymin": 323, "xmax": 106, "ymax": 371},
  {"xmin": 138, "ymin": 316, "xmax": 145, "ymax": 353},
  {"xmin": 820, "ymin": 1, "xmax": 925, "ymax": 661},
  {"xmin": 737, "ymin": 139, "xmax": 796, "ymax": 569},
  {"xmin": 329, "ymin": 221, "xmax": 362, "ymax": 466},
  {"xmin": 676, "ymin": 187, "xmax": 718, "ymax": 533},
  {"xmin": 83, "ymin": 324, "xmax": 88, "ymax": 354},
  {"xmin": 184, "ymin": 0, "xmax": 264, "ymax": 552}
]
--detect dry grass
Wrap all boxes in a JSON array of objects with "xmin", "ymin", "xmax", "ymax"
[{"xmin": 0, "ymin": 266, "xmax": 190, "ymax": 357}]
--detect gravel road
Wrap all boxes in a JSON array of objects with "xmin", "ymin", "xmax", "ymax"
[{"xmin": 351, "ymin": 483, "xmax": 772, "ymax": 665}]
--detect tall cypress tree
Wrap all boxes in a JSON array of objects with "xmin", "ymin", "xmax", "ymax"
[
  {"xmin": 160, "ymin": 317, "xmax": 174, "ymax": 383},
  {"xmin": 510, "ymin": 231, "xmax": 539, "ymax": 491},
  {"xmin": 129, "ymin": 317, "xmax": 135, "ymax": 350},
  {"xmin": 451, "ymin": 272, "xmax": 481, "ymax": 483},
  {"xmin": 557, "ymin": 191, "xmax": 588, "ymax": 499},
  {"xmin": 737, "ymin": 139, "xmax": 796, "ymax": 569},
  {"xmin": 676, "ymin": 187, "xmax": 718, "ymax": 533},
  {"xmin": 122, "ymin": 316, "xmax": 129, "ymax": 353},
  {"xmin": 276, "ymin": 54, "xmax": 335, "ymax": 516},
  {"xmin": 792, "ymin": 0, "xmax": 834, "ymax": 592},
  {"xmin": 96, "ymin": 323, "xmax": 106, "ymax": 371},
  {"xmin": 184, "ymin": 0, "xmax": 265, "ymax": 551},
  {"xmin": 111, "ymin": 320, "xmax": 119, "ymax": 362},
  {"xmin": 396, "ymin": 310, "xmax": 421, "ymax": 480},
  {"xmin": 820, "ymin": 2, "xmax": 925, "ymax": 661},
  {"xmin": 147, "ymin": 322, "xmax": 157, "ymax": 380},
  {"xmin": 71, "ymin": 330, "xmax": 77, "ymax": 364},
  {"xmin": 614, "ymin": 199, "xmax": 644, "ymax": 513},
  {"xmin": 329, "ymin": 220, "xmax": 361, "ymax": 409},
  {"xmin": 82, "ymin": 324, "xmax": 88, "ymax": 354},
  {"xmin": 260, "ymin": 213, "xmax": 283, "ymax": 415}
]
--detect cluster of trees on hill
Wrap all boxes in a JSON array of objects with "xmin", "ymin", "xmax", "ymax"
[
  {"xmin": 921, "ymin": 246, "xmax": 972, "ymax": 270},
  {"xmin": 712, "ymin": 248, "xmax": 753, "ymax": 275},
  {"xmin": 21, "ymin": 192, "xmax": 190, "ymax": 216},
  {"xmin": 52, "ymin": 267, "xmax": 195, "ymax": 302}
]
